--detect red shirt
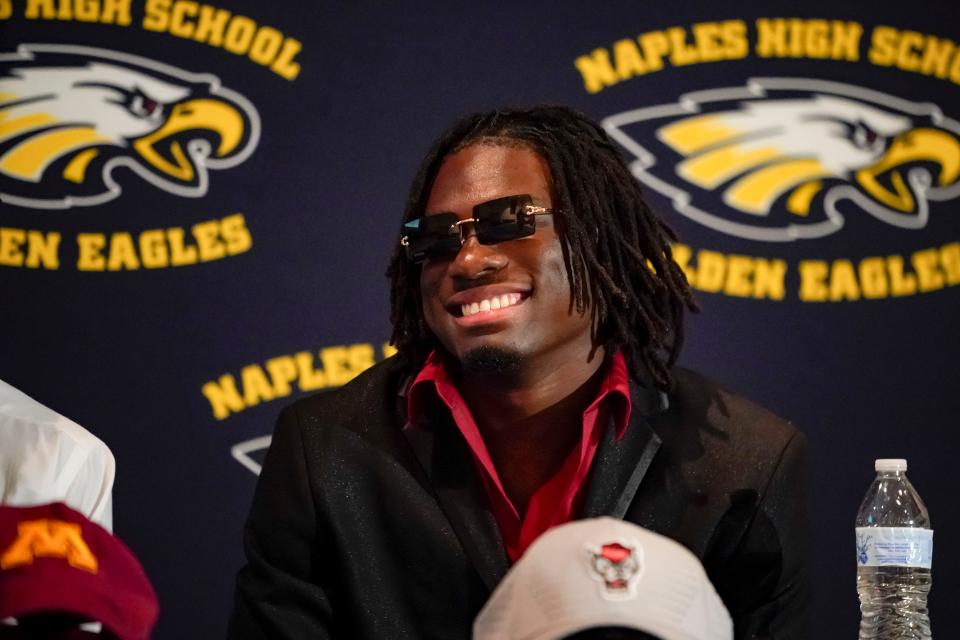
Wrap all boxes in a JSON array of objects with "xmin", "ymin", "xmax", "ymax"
[{"xmin": 406, "ymin": 351, "xmax": 631, "ymax": 561}]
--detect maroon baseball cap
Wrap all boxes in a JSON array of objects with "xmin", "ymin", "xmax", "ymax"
[{"xmin": 0, "ymin": 502, "xmax": 158, "ymax": 640}]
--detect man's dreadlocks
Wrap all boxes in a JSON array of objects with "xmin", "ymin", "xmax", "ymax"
[{"xmin": 386, "ymin": 105, "xmax": 697, "ymax": 390}]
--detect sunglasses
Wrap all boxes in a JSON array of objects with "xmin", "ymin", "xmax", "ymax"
[{"xmin": 400, "ymin": 194, "xmax": 557, "ymax": 263}]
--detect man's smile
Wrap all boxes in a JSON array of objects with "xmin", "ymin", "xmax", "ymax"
[
  {"xmin": 460, "ymin": 293, "xmax": 523, "ymax": 318},
  {"xmin": 444, "ymin": 285, "xmax": 531, "ymax": 327}
]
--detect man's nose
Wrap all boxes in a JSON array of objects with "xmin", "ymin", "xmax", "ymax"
[{"xmin": 449, "ymin": 229, "xmax": 508, "ymax": 280}]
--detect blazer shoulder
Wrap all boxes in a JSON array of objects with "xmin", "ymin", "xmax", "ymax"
[
  {"xmin": 665, "ymin": 367, "xmax": 802, "ymax": 456},
  {"xmin": 279, "ymin": 355, "xmax": 409, "ymax": 437}
]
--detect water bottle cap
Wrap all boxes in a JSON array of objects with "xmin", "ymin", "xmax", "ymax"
[{"xmin": 875, "ymin": 458, "xmax": 907, "ymax": 472}]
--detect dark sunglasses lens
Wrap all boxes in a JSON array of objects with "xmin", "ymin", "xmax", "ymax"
[
  {"xmin": 475, "ymin": 195, "xmax": 535, "ymax": 243},
  {"xmin": 404, "ymin": 214, "xmax": 461, "ymax": 262}
]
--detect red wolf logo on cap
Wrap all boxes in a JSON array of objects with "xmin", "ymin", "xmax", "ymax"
[{"xmin": 584, "ymin": 539, "xmax": 643, "ymax": 600}]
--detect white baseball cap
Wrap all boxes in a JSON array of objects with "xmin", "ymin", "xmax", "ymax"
[{"xmin": 473, "ymin": 518, "xmax": 733, "ymax": 640}]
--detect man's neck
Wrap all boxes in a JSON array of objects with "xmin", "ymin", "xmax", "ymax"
[
  {"xmin": 453, "ymin": 345, "xmax": 607, "ymax": 514},
  {"xmin": 455, "ymin": 346, "xmax": 606, "ymax": 430}
]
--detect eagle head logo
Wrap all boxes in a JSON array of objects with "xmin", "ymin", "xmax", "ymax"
[
  {"xmin": 0, "ymin": 44, "xmax": 260, "ymax": 210},
  {"xmin": 603, "ymin": 78, "xmax": 960, "ymax": 241}
]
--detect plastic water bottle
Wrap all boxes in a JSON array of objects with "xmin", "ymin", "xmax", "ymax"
[{"xmin": 855, "ymin": 458, "xmax": 933, "ymax": 639}]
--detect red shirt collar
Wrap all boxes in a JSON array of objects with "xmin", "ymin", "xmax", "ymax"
[{"xmin": 406, "ymin": 351, "xmax": 632, "ymax": 438}]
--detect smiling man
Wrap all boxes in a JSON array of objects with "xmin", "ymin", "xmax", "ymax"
[{"xmin": 229, "ymin": 106, "xmax": 809, "ymax": 640}]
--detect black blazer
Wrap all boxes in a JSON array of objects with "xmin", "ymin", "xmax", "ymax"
[{"xmin": 229, "ymin": 357, "xmax": 808, "ymax": 639}]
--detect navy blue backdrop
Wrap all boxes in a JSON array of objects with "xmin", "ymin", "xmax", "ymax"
[{"xmin": 2, "ymin": 1, "xmax": 958, "ymax": 637}]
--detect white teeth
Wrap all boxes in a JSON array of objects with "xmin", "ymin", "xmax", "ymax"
[{"xmin": 460, "ymin": 294, "xmax": 524, "ymax": 317}]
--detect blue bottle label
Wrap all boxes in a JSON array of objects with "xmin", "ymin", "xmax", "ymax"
[{"xmin": 856, "ymin": 527, "xmax": 933, "ymax": 568}]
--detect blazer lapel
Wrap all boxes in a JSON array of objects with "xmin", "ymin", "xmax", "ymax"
[
  {"xmin": 581, "ymin": 379, "xmax": 664, "ymax": 519},
  {"xmin": 402, "ymin": 408, "xmax": 509, "ymax": 591}
]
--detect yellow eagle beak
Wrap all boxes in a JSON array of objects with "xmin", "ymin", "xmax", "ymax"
[
  {"xmin": 855, "ymin": 128, "xmax": 960, "ymax": 212},
  {"xmin": 132, "ymin": 98, "xmax": 245, "ymax": 182}
]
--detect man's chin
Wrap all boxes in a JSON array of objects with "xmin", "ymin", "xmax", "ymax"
[{"xmin": 459, "ymin": 346, "xmax": 524, "ymax": 375}]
